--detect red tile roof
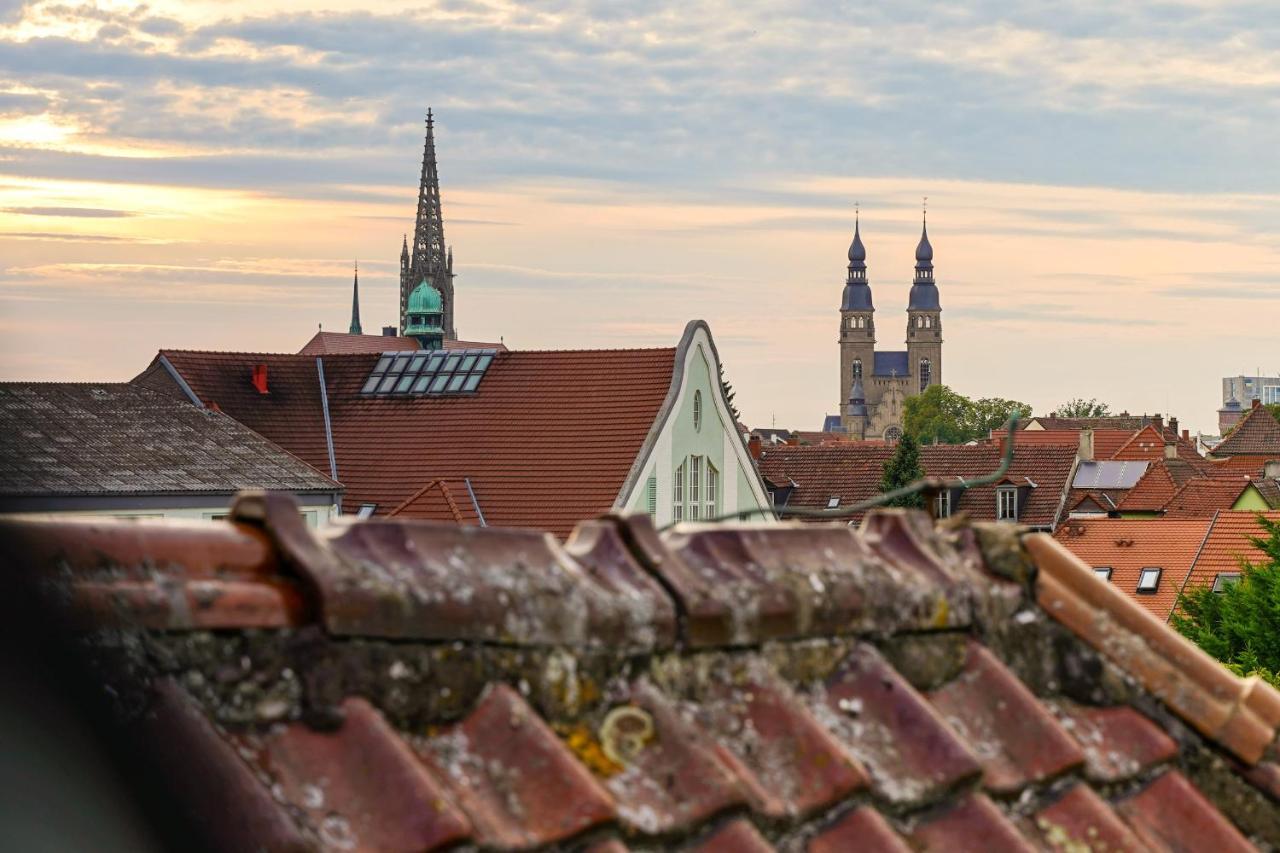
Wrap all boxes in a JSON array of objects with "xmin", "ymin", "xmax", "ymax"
[
  {"xmin": 133, "ymin": 350, "xmax": 335, "ymax": 478},
  {"xmin": 1175, "ymin": 511, "xmax": 1280, "ymax": 605},
  {"xmin": 388, "ymin": 478, "xmax": 483, "ymax": 525},
  {"xmin": 1162, "ymin": 478, "xmax": 1252, "ymax": 518},
  {"xmin": 137, "ymin": 346, "xmax": 677, "ymax": 538},
  {"xmin": 757, "ymin": 443, "xmax": 1077, "ymax": 528},
  {"xmin": 4, "ymin": 496, "xmax": 1278, "ymax": 849},
  {"xmin": 1053, "ymin": 518, "xmax": 1213, "ymax": 618},
  {"xmin": 1201, "ymin": 454, "xmax": 1279, "ymax": 478},
  {"xmin": 297, "ymin": 331, "xmax": 420, "ymax": 355},
  {"xmin": 1116, "ymin": 460, "xmax": 1180, "ymax": 512},
  {"xmin": 297, "ymin": 331, "xmax": 508, "ymax": 355},
  {"xmin": 1214, "ymin": 403, "xmax": 1280, "ymax": 457},
  {"xmin": 1110, "ymin": 425, "xmax": 1167, "ymax": 461}
]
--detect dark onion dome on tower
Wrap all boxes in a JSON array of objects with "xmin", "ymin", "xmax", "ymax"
[
  {"xmin": 848, "ymin": 219, "xmax": 867, "ymax": 264},
  {"xmin": 847, "ymin": 376, "xmax": 869, "ymax": 417},
  {"xmin": 841, "ymin": 217, "xmax": 874, "ymax": 311},
  {"xmin": 915, "ymin": 221, "xmax": 933, "ymax": 264},
  {"xmin": 908, "ymin": 217, "xmax": 941, "ymax": 311}
]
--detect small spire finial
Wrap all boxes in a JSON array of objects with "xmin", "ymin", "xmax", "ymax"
[
  {"xmin": 922, "ymin": 196, "xmax": 928, "ymax": 224},
  {"xmin": 855, "ymin": 200, "xmax": 859, "ymax": 223}
]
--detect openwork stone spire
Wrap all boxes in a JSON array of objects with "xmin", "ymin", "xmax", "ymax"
[{"xmin": 401, "ymin": 109, "xmax": 455, "ymax": 338}]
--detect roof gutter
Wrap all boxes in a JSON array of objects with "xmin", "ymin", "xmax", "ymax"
[
  {"xmin": 159, "ymin": 355, "xmax": 203, "ymax": 409},
  {"xmin": 315, "ymin": 357, "xmax": 339, "ymax": 482},
  {"xmin": 464, "ymin": 477, "xmax": 487, "ymax": 527}
]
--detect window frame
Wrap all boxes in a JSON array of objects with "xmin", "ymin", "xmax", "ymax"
[
  {"xmin": 1093, "ymin": 566, "xmax": 1113, "ymax": 582},
  {"xmin": 826, "ymin": 496, "xmax": 840, "ymax": 509},
  {"xmin": 1136, "ymin": 567, "xmax": 1162, "ymax": 594},
  {"xmin": 706, "ymin": 462, "xmax": 719, "ymax": 517},
  {"xmin": 996, "ymin": 486, "xmax": 1018, "ymax": 521},
  {"xmin": 1212, "ymin": 572, "xmax": 1241, "ymax": 592},
  {"xmin": 935, "ymin": 490, "xmax": 951, "ymax": 518},
  {"xmin": 673, "ymin": 460, "xmax": 685, "ymax": 521},
  {"xmin": 356, "ymin": 504, "xmax": 377, "ymax": 519},
  {"xmin": 693, "ymin": 390, "xmax": 702, "ymax": 432}
]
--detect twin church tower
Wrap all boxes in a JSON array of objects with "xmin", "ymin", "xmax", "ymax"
[{"xmin": 834, "ymin": 210, "xmax": 943, "ymax": 441}]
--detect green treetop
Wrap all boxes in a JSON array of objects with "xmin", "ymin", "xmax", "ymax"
[
  {"xmin": 1054, "ymin": 397, "xmax": 1112, "ymax": 418},
  {"xmin": 903, "ymin": 385, "xmax": 1031, "ymax": 445}
]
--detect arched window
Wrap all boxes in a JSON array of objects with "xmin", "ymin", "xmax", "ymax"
[
  {"xmin": 885, "ymin": 426, "xmax": 902, "ymax": 443},
  {"xmin": 919, "ymin": 358, "xmax": 932, "ymax": 392},
  {"xmin": 852, "ymin": 359, "xmax": 863, "ymax": 381},
  {"xmin": 693, "ymin": 390, "xmax": 702, "ymax": 432}
]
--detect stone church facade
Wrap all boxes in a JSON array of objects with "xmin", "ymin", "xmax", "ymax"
[{"xmin": 833, "ymin": 215, "xmax": 943, "ymax": 441}]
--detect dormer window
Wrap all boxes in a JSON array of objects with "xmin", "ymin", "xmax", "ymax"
[
  {"xmin": 935, "ymin": 490, "xmax": 951, "ymax": 518},
  {"xmin": 997, "ymin": 487, "xmax": 1018, "ymax": 521},
  {"xmin": 1137, "ymin": 567, "xmax": 1162, "ymax": 594}
]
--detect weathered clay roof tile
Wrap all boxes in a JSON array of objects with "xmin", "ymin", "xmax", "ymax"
[{"xmin": 4, "ymin": 496, "xmax": 1280, "ymax": 850}]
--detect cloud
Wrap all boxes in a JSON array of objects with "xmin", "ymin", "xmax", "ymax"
[{"xmin": 4, "ymin": 205, "xmax": 135, "ymax": 217}]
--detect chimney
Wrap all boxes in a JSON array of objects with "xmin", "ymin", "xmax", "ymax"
[
  {"xmin": 251, "ymin": 364, "xmax": 269, "ymax": 395},
  {"xmin": 1253, "ymin": 398, "xmax": 1262, "ymax": 409},
  {"xmin": 1164, "ymin": 442, "xmax": 1177, "ymax": 460},
  {"xmin": 1078, "ymin": 428, "xmax": 1094, "ymax": 461},
  {"xmin": 1182, "ymin": 428, "xmax": 1190, "ymax": 441},
  {"xmin": 1168, "ymin": 416, "xmax": 1178, "ymax": 436},
  {"xmin": 748, "ymin": 435, "xmax": 762, "ymax": 459},
  {"xmin": 1152, "ymin": 414, "xmax": 1164, "ymax": 432},
  {"xmin": 1265, "ymin": 460, "xmax": 1280, "ymax": 479},
  {"xmin": 382, "ymin": 325, "xmax": 398, "ymax": 337}
]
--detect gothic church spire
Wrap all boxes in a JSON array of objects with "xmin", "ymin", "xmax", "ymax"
[
  {"xmin": 401, "ymin": 109, "xmax": 455, "ymax": 338},
  {"xmin": 349, "ymin": 262, "xmax": 362, "ymax": 335}
]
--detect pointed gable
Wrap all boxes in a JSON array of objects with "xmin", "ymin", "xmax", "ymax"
[
  {"xmin": 1213, "ymin": 403, "xmax": 1280, "ymax": 457},
  {"xmin": 1111, "ymin": 425, "xmax": 1167, "ymax": 461},
  {"xmin": 1162, "ymin": 478, "xmax": 1252, "ymax": 519},
  {"xmin": 1117, "ymin": 461, "xmax": 1180, "ymax": 512}
]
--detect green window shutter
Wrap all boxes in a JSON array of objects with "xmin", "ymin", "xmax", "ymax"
[{"xmin": 645, "ymin": 475, "xmax": 657, "ymax": 518}]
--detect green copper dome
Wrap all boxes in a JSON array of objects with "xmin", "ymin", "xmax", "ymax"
[{"xmin": 407, "ymin": 280, "xmax": 443, "ymax": 314}]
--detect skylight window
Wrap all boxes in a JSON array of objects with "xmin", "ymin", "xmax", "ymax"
[
  {"xmin": 356, "ymin": 504, "xmax": 377, "ymax": 519},
  {"xmin": 1093, "ymin": 567, "xmax": 1112, "ymax": 582},
  {"xmin": 827, "ymin": 496, "xmax": 840, "ymax": 509},
  {"xmin": 1137, "ymin": 567, "xmax": 1162, "ymax": 594},
  {"xmin": 1212, "ymin": 573, "xmax": 1241, "ymax": 592},
  {"xmin": 360, "ymin": 348, "xmax": 498, "ymax": 397}
]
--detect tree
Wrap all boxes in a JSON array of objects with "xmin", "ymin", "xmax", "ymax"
[
  {"xmin": 879, "ymin": 432, "xmax": 925, "ymax": 508},
  {"xmin": 719, "ymin": 364, "xmax": 740, "ymax": 422},
  {"xmin": 903, "ymin": 385, "xmax": 1031, "ymax": 445},
  {"xmin": 1171, "ymin": 515, "xmax": 1280, "ymax": 687},
  {"xmin": 1055, "ymin": 398, "xmax": 1111, "ymax": 418},
  {"xmin": 1267, "ymin": 402, "xmax": 1280, "ymax": 424},
  {"xmin": 968, "ymin": 396, "xmax": 1033, "ymax": 437}
]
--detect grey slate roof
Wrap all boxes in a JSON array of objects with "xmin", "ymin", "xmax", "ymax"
[
  {"xmin": 873, "ymin": 351, "xmax": 909, "ymax": 377},
  {"xmin": 0, "ymin": 383, "xmax": 340, "ymax": 497}
]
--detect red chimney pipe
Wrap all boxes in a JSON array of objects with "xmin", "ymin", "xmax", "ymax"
[{"xmin": 251, "ymin": 364, "xmax": 269, "ymax": 395}]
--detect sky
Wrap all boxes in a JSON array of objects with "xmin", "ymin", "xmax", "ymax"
[{"xmin": 1, "ymin": 1, "xmax": 1278, "ymax": 435}]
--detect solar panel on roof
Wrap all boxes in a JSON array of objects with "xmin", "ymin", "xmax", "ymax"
[
  {"xmin": 1072, "ymin": 460, "xmax": 1149, "ymax": 490},
  {"xmin": 362, "ymin": 348, "xmax": 498, "ymax": 397}
]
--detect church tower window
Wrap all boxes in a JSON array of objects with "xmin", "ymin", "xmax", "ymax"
[
  {"xmin": 853, "ymin": 359, "xmax": 863, "ymax": 381},
  {"xmin": 919, "ymin": 358, "xmax": 932, "ymax": 392}
]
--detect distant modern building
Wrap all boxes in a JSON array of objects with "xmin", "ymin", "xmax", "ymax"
[
  {"xmin": 0, "ymin": 383, "xmax": 342, "ymax": 523},
  {"xmin": 831, "ymin": 211, "xmax": 943, "ymax": 441},
  {"xmin": 133, "ymin": 321, "xmax": 772, "ymax": 537},
  {"xmin": 1220, "ymin": 374, "xmax": 1280, "ymax": 435}
]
